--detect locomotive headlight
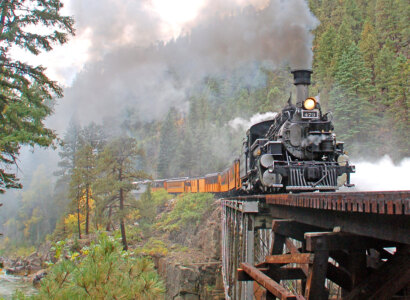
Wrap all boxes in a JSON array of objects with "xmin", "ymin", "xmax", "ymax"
[{"xmin": 303, "ymin": 97, "xmax": 316, "ymax": 110}]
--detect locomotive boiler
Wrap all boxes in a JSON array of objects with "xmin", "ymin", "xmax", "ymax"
[{"xmin": 241, "ymin": 70, "xmax": 355, "ymax": 192}]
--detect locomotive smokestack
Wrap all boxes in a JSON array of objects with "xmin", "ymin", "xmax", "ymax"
[{"xmin": 291, "ymin": 70, "xmax": 312, "ymax": 107}]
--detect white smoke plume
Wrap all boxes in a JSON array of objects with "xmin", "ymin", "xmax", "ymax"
[
  {"xmin": 348, "ymin": 156, "xmax": 410, "ymax": 191},
  {"xmin": 48, "ymin": 0, "xmax": 319, "ymax": 131},
  {"xmin": 229, "ymin": 112, "xmax": 277, "ymax": 131}
]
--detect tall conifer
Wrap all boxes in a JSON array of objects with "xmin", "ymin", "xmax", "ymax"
[{"xmin": 95, "ymin": 137, "xmax": 148, "ymax": 250}]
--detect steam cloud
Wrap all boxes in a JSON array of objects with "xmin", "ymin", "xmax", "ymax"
[
  {"xmin": 229, "ymin": 112, "xmax": 277, "ymax": 131},
  {"xmin": 49, "ymin": 0, "xmax": 319, "ymax": 131},
  {"xmin": 348, "ymin": 156, "xmax": 410, "ymax": 191}
]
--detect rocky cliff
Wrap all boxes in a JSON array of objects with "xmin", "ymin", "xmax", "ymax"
[{"xmin": 155, "ymin": 199, "xmax": 225, "ymax": 300}]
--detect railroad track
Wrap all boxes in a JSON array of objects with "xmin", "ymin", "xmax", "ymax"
[{"xmin": 221, "ymin": 190, "xmax": 410, "ymax": 300}]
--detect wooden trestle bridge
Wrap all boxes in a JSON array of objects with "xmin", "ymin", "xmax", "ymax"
[{"xmin": 220, "ymin": 191, "xmax": 410, "ymax": 300}]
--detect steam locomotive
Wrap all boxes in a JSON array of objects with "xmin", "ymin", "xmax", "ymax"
[{"xmin": 151, "ymin": 70, "xmax": 355, "ymax": 194}]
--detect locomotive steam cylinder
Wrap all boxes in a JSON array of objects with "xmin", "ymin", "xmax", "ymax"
[{"xmin": 291, "ymin": 69, "xmax": 312, "ymax": 107}]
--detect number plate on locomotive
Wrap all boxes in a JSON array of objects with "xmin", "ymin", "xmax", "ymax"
[{"xmin": 302, "ymin": 110, "xmax": 319, "ymax": 119}]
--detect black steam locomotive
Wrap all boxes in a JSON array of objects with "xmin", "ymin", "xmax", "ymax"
[
  {"xmin": 150, "ymin": 70, "xmax": 355, "ymax": 195},
  {"xmin": 240, "ymin": 70, "xmax": 355, "ymax": 193}
]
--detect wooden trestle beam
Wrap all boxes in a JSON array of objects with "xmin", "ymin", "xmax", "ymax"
[
  {"xmin": 343, "ymin": 246, "xmax": 410, "ymax": 300},
  {"xmin": 240, "ymin": 262, "xmax": 298, "ymax": 300},
  {"xmin": 237, "ymin": 218, "xmax": 410, "ymax": 300}
]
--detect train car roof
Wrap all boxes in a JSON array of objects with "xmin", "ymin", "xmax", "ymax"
[
  {"xmin": 205, "ymin": 173, "xmax": 219, "ymax": 177},
  {"xmin": 166, "ymin": 177, "xmax": 189, "ymax": 182},
  {"xmin": 132, "ymin": 180, "xmax": 151, "ymax": 185}
]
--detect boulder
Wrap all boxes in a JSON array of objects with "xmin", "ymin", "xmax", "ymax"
[
  {"xmin": 32, "ymin": 269, "xmax": 48, "ymax": 288},
  {"xmin": 6, "ymin": 266, "xmax": 26, "ymax": 276}
]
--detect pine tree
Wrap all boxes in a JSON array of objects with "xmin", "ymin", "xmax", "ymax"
[
  {"xmin": 335, "ymin": 19, "xmax": 355, "ymax": 55},
  {"xmin": 80, "ymin": 122, "xmax": 106, "ymax": 153},
  {"xmin": 343, "ymin": 0, "xmax": 363, "ymax": 39},
  {"xmin": 359, "ymin": 21, "xmax": 378, "ymax": 83},
  {"xmin": 56, "ymin": 118, "xmax": 82, "ymax": 178},
  {"xmin": 394, "ymin": 0, "xmax": 409, "ymax": 52},
  {"xmin": 375, "ymin": 40, "xmax": 397, "ymax": 107},
  {"xmin": 135, "ymin": 186, "xmax": 156, "ymax": 225},
  {"xmin": 157, "ymin": 108, "xmax": 180, "ymax": 178},
  {"xmin": 330, "ymin": 42, "xmax": 375, "ymax": 156},
  {"xmin": 375, "ymin": 0, "xmax": 400, "ymax": 46},
  {"xmin": 34, "ymin": 234, "xmax": 165, "ymax": 299},
  {"xmin": 0, "ymin": 0, "xmax": 74, "ymax": 193},
  {"xmin": 94, "ymin": 137, "xmax": 149, "ymax": 250},
  {"xmin": 176, "ymin": 123, "xmax": 196, "ymax": 177},
  {"xmin": 69, "ymin": 163, "xmax": 84, "ymax": 239},
  {"xmin": 315, "ymin": 26, "xmax": 338, "ymax": 83},
  {"xmin": 53, "ymin": 119, "xmax": 82, "ymax": 226},
  {"xmin": 389, "ymin": 54, "xmax": 410, "ymax": 158},
  {"xmin": 72, "ymin": 144, "xmax": 96, "ymax": 235}
]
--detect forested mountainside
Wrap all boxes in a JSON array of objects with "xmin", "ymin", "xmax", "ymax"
[
  {"xmin": 147, "ymin": 0, "xmax": 409, "ymax": 179},
  {"xmin": 1, "ymin": 0, "xmax": 408, "ymax": 275},
  {"xmin": 310, "ymin": 0, "xmax": 409, "ymax": 160}
]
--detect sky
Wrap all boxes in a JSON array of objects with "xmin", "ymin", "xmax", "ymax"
[{"xmin": 16, "ymin": 0, "xmax": 207, "ymax": 87}]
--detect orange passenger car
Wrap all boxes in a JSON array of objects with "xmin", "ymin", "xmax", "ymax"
[
  {"xmin": 152, "ymin": 180, "xmax": 166, "ymax": 192},
  {"xmin": 166, "ymin": 178, "xmax": 186, "ymax": 194},
  {"xmin": 220, "ymin": 169, "xmax": 229, "ymax": 193},
  {"xmin": 205, "ymin": 173, "xmax": 220, "ymax": 193},
  {"xmin": 198, "ymin": 177, "xmax": 206, "ymax": 193},
  {"xmin": 153, "ymin": 159, "xmax": 242, "ymax": 195},
  {"xmin": 185, "ymin": 178, "xmax": 199, "ymax": 193}
]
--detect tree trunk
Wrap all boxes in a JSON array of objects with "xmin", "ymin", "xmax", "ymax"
[
  {"xmin": 106, "ymin": 205, "xmax": 112, "ymax": 231},
  {"xmin": 119, "ymin": 168, "xmax": 128, "ymax": 250},
  {"xmin": 119, "ymin": 187, "xmax": 128, "ymax": 250},
  {"xmin": 77, "ymin": 189, "xmax": 82, "ymax": 239},
  {"xmin": 85, "ymin": 184, "xmax": 89, "ymax": 235}
]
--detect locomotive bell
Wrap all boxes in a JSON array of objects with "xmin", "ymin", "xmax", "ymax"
[{"xmin": 291, "ymin": 70, "xmax": 312, "ymax": 107}]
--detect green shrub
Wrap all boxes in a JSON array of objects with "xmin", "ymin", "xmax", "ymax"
[
  {"xmin": 156, "ymin": 193, "xmax": 214, "ymax": 232},
  {"xmin": 18, "ymin": 233, "xmax": 164, "ymax": 299},
  {"xmin": 136, "ymin": 188, "xmax": 172, "ymax": 230},
  {"xmin": 126, "ymin": 225, "xmax": 143, "ymax": 243},
  {"xmin": 152, "ymin": 188, "xmax": 172, "ymax": 206},
  {"xmin": 136, "ymin": 238, "xmax": 169, "ymax": 256},
  {"xmin": 136, "ymin": 187, "xmax": 156, "ymax": 225}
]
